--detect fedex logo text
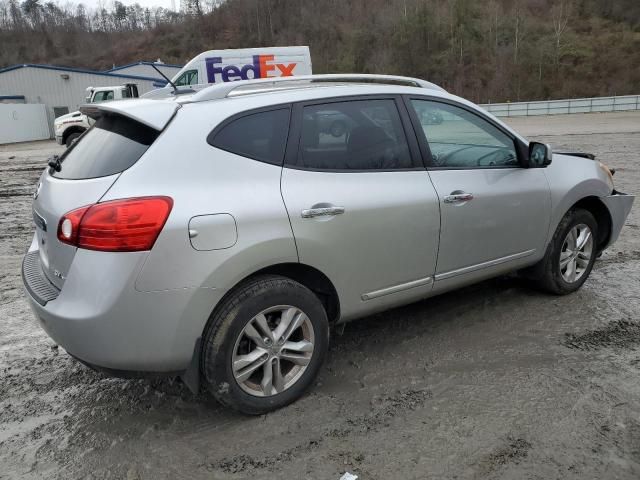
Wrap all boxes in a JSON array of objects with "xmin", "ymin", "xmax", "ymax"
[{"xmin": 205, "ymin": 55, "xmax": 297, "ymax": 83}]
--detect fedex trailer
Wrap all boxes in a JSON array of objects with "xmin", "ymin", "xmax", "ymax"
[{"xmin": 144, "ymin": 46, "xmax": 312, "ymax": 98}]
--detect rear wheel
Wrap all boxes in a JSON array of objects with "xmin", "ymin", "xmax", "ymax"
[
  {"xmin": 201, "ymin": 275, "xmax": 329, "ymax": 414},
  {"xmin": 530, "ymin": 208, "xmax": 598, "ymax": 294}
]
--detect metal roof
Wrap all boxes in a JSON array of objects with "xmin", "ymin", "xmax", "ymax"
[
  {"xmin": 0, "ymin": 63, "xmax": 168, "ymax": 85},
  {"xmin": 104, "ymin": 61, "xmax": 184, "ymax": 73}
]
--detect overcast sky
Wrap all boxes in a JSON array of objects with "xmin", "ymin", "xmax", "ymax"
[{"xmin": 80, "ymin": 0, "xmax": 176, "ymax": 10}]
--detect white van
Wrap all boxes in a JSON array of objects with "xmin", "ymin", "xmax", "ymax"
[{"xmin": 144, "ymin": 46, "xmax": 312, "ymax": 98}]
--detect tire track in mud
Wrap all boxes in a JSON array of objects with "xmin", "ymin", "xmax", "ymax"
[
  {"xmin": 598, "ymin": 251, "xmax": 640, "ymax": 265},
  {"xmin": 563, "ymin": 319, "xmax": 640, "ymax": 351},
  {"xmin": 0, "ymin": 151, "xmax": 43, "ymax": 258},
  {"xmin": 0, "ymin": 350, "xmax": 205, "ymax": 478},
  {"xmin": 1, "ymin": 132, "xmax": 640, "ymax": 479},
  {"xmin": 472, "ymin": 437, "xmax": 532, "ymax": 478},
  {"xmin": 204, "ymin": 388, "xmax": 432, "ymax": 475}
]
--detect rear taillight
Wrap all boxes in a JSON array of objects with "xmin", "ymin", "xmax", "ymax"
[{"xmin": 57, "ymin": 196, "xmax": 173, "ymax": 252}]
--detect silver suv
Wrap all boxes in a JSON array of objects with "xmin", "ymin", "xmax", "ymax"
[{"xmin": 23, "ymin": 75, "xmax": 634, "ymax": 413}]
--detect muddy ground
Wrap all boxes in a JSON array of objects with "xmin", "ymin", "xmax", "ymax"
[{"xmin": 1, "ymin": 112, "xmax": 639, "ymax": 479}]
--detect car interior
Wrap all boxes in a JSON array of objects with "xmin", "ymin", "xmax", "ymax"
[{"xmin": 298, "ymin": 100, "xmax": 413, "ymax": 170}]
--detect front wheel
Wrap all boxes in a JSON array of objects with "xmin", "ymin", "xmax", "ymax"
[
  {"xmin": 201, "ymin": 275, "xmax": 329, "ymax": 414},
  {"xmin": 65, "ymin": 132, "xmax": 81, "ymax": 147},
  {"xmin": 530, "ymin": 208, "xmax": 598, "ymax": 294}
]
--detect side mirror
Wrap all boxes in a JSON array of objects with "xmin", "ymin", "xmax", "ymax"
[{"xmin": 528, "ymin": 142, "xmax": 552, "ymax": 167}]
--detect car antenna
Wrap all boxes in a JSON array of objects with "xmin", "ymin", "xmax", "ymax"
[{"xmin": 149, "ymin": 64, "xmax": 194, "ymax": 96}]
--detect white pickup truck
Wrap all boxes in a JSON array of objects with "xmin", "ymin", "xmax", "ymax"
[{"xmin": 54, "ymin": 84, "xmax": 139, "ymax": 147}]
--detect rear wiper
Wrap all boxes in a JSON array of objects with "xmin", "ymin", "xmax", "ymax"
[{"xmin": 47, "ymin": 155, "xmax": 61, "ymax": 172}]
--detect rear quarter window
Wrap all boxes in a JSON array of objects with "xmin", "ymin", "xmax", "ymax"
[
  {"xmin": 207, "ymin": 108, "xmax": 290, "ymax": 166},
  {"xmin": 53, "ymin": 114, "xmax": 159, "ymax": 180}
]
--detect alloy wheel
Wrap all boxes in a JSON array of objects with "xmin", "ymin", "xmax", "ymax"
[
  {"xmin": 231, "ymin": 305, "xmax": 315, "ymax": 397},
  {"xmin": 559, "ymin": 223, "xmax": 593, "ymax": 283}
]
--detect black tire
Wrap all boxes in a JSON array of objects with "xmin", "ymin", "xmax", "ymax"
[
  {"xmin": 65, "ymin": 132, "xmax": 81, "ymax": 147},
  {"xmin": 530, "ymin": 208, "xmax": 598, "ymax": 295},
  {"xmin": 201, "ymin": 275, "xmax": 329, "ymax": 414}
]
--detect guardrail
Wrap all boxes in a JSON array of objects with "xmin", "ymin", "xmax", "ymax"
[{"xmin": 480, "ymin": 95, "xmax": 640, "ymax": 117}]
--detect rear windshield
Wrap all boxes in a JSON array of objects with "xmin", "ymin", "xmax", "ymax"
[{"xmin": 53, "ymin": 114, "xmax": 159, "ymax": 180}]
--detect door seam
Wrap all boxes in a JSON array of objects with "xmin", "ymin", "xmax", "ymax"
[{"xmin": 279, "ymin": 166, "xmax": 301, "ymax": 262}]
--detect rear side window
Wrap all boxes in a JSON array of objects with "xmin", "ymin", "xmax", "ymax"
[
  {"xmin": 208, "ymin": 108, "xmax": 290, "ymax": 166},
  {"xmin": 53, "ymin": 114, "xmax": 159, "ymax": 180},
  {"xmin": 295, "ymin": 99, "xmax": 414, "ymax": 171}
]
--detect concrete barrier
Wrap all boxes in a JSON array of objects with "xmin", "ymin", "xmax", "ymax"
[{"xmin": 480, "ymin": 95, "xmax": 640, "ymax": 117}]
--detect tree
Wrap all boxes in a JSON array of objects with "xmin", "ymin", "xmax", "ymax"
[
  {"xmin": 551, "ymin": 0, "xmax": 572, "ymax": 68},
  {"xmin": 0, "ymin": 0, "xmax": 638, "ymax": 102}
]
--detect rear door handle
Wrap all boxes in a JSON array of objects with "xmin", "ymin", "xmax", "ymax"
[
  {"xmin": 443, "ymin": 192, "xmax": 474, "ymax": 203},
  {"xmin": 301, "ymin": 206, "xmax": 345, "ymax": 218}
]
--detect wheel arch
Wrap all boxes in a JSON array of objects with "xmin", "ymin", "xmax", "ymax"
[
  {"xmin": 247, "ymin": 263, "xmax": 341, "ymax": 325},
  {"xmin": 567, "ymin": 196, "xmax": 612, "ymax": 250},
  {"xmin": 62, "ymin": 125, "xmax": 86, "ymax": 143},
  {"xmin": 203, "ymin": 261, "xmax": 341, "ymax": 332}
]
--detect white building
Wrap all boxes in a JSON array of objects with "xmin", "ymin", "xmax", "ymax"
[
  {"xmin": 0, "ymin": 63, "xmax": 180, "ymax": 138},
  {"xmin": 104, "ymin": 61, "xmax": 183, "ymax": 79}
]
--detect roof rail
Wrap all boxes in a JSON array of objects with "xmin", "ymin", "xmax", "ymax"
[{"xmin": 188, "ymin": 74, "xmax": 445, "ymax": 103}]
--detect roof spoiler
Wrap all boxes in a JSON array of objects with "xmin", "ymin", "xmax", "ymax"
[{"xmin": 80, "ymin": 99, "xmax": 180, "ymax": 131}]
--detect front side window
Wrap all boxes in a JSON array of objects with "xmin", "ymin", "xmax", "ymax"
[
  {"xmin": 208, "ymin": 108, "xmax": 290, "ymax": 165},
  {"xmin": 175, "ymin": 69, "xmax": 198, "ymax": 86},
  {"xmin": 410, "ymin": 100, "xmax": 518, "ymax": 168},
  {"xmin": 296, "ymin": 99, "xmax": 413, "ymax": 170}
]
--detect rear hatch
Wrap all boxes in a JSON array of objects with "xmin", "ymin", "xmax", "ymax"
[{"xmin": 33, "ymin": 99, "xmax": 178, "ymax": 289}]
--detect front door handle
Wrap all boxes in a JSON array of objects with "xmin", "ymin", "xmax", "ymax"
[
  {"xmin": 301, "ymin": 205, "xmax": 345, "ymax": 218},
  {"xmin": 443, "ymin": 191, "xmax": 474, "ymax": 204}
]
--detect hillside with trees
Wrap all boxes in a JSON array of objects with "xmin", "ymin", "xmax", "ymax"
[{"xmin": 0, "ymin": 0, "xmax": 638, "ymax": 103}]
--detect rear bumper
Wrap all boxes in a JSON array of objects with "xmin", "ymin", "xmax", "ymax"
[
  {"xmin": 601, "ymin": 190, "xmax": 635, "ymax": 248},
  {"xmin": 22, "ymin": 239, "xmax": 223, "ymax": 373},
  {"xmin": 22, "ymin": 251, "xmax": 60, "ymax": 306}
]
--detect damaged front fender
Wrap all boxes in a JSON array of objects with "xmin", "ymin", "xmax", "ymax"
[{"xmin": 600, "ymin": 190, "xmax": 635, "ymax": 248}]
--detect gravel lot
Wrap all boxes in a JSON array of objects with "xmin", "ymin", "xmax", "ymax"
[{"xmin": 1, "ymin": 112, "xmax": 639, "ymax": 480}]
